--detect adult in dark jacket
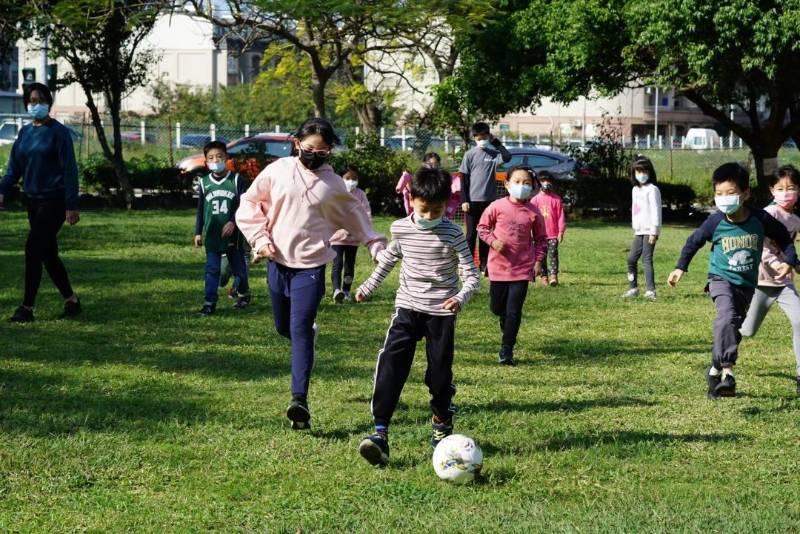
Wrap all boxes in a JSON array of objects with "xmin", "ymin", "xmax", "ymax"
[{"xmin": 0, "ymin": 82, "xmax": 81, "ymax": 323}]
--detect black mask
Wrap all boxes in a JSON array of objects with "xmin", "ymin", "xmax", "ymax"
[
  {"xmin": 541, "ymin": 182, "xmax": 552, "ymax": 191},
  {"xmin": 298, "ymin": 148, "xmax": 328, "ymax": 170}
]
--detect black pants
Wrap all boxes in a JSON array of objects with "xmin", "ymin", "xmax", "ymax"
[
  {"xmin": 490, "ymin": 281, "xmax": 529, "ymax": 349},
  {"xmin": 708, "ymin": 277, "xmax": 754, "ymax": 369},
  {"xmin": 627, "ymin": 235, "xmax": 656, "ymax": 291},
  {"xmin": 331, "ymin": 244, "xmax": 358, "ymax": 292},
  {"xmin": 371, "ymin": 308, "xmax": 455, "ymax": 427},
  {"xmin": 24, "ymin": 198, "xmax": 74, "ymax": 307},
  {"xmin": 465, "ymin": 200, "xmax": 491, "ymax": 270}
]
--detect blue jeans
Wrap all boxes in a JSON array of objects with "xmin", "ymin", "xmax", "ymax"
[
  {"xmin": 268, "ymin": 261, "xmax": 326, "ymax": 397},
  {"xmin": 205, "ymin": 247, "xmax": 249, "ymax": 304}
]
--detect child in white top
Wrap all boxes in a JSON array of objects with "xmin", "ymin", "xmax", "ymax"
[{"xmin": 623, "ymin": 156, "xmax": 662, "ymax": 300}]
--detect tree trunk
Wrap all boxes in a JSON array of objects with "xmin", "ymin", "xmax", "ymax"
[
  {"xmin": 750, "ymin": 145, "xmax": 781, "ymax": 207},
  {"xmin": 355, "ymin": 102, "xmax": 382, "ymax": 132},
  {"xmin": 83, "ymin": 94, "xmax": 133, "ymax": 208}
]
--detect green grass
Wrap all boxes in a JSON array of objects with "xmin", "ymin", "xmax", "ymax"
[{"xmin": 2, "ymin": 211, "xmax": 800, "ymax": 531}]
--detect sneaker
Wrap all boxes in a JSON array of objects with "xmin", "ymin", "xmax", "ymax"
[
  {"xmin": 623, "ymin": 288, "xmax": 639, "ymax": 299},
  {"xmin": 198, "ymin": 303, "xmax": 216, "ymax": 316},
  {"xmin": 549, "ymin": 274, "xmax": 559, "ymax": 287},
  {"xmin": 498, "ymin": 345, "xmax": 516, "ymax": 366},
  {"xmin": 715, "ymin": 373, "xmax": 737, "ymax": 398},
  {"xmin": 9, "ymin": 306, "xmax": 34, "ymax": 323},
  {"xmin": 359, "ymin": 433, "xmax": 390, "ymax": 466},
  {"xmin": 60, "ymin": 297, "xmax": 81, "ymax": 318},
  {"xmin": 343, "ymin": 291, "xmax": 352, "ymax": 302},
  {"xmin": 431, "ymin": 415, "xmax": 454, "ymax": 448},
  {"xmin": 233, "ymin": 294, "xmax": 251, "ymax": 309},
  {"xmin": 287, "ymin": 397, "xmax": 311, "ymax": 430},
  {"xmin": 706, "ymin": 367, "xmax": 721, "ymax": 400},
  {"xmin": 643, "ymin": 290, "xmax": 657, "ymax": 301}
]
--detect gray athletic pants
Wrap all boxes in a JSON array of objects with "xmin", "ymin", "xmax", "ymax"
[{"xmin": 740, "ymin": 284, "xmax": 800, "ymax": 375}]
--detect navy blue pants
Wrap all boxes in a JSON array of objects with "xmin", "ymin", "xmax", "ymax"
[
  {"xmin": 204, "ymin": 247, "xmax": 249, "ymax": 304},
  {"xmin": 268, "ymin": 261, "xmax": 326, "ymax": 397}
]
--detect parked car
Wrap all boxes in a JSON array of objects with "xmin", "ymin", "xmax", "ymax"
[
  {"xmin": 177, "ymin": 133, "xmax": 294, "ymax": 189},
  {"xmin": 682, "ymin": 128, "xmax": 721, "ymax": 150},
  {"xmin": 0, "ymin": 121, "xmax": 81, "ymax": 146},
  {"xmin": 493, "ymin": 147, "xmax": 591, "ymax": 181},
  {"xmin": 120, "ymin": 130, "xmax": 157, "ymax": 144},
  {"xmin": 179, "ymin": 134, "xmax": 229, "ymax": 149}
]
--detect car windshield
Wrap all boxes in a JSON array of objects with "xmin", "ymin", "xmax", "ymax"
[
  {"xmin": 265, "ymin": 140, "xmax": 293, "ymax": 157},
  {"xmin": 227, "ymin": 139, "xmax": 293, "ymax": 157}
]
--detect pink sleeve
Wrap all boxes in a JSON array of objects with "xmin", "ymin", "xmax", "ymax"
[
  {"xmin": 556, "ymin": 197, "xmax": 566, "ymax": 235},
  {"xmin": 477, "ymin": 204, "xmax": 497, "ymax": 244},
  {"xmin": 236, "ymin": 169, "xmax": 273, "ymax": 253},
  {"xmin": 761, "ymin": 243, "xmax": 786, "ymax": 270},
  {"xmin": 532, "ymin": 206, "xmax": 548, "ymax": 262},
  {"xmin": 395, "ymin": 172, "xmax": 411, "ymax": 193},
  {"xmin": 325, "ymin": 185, "xmax": 385, "ymax": 258},
  {"xmin": 359, "ymin": 189, "xmax": 372, "ymax": 220}
]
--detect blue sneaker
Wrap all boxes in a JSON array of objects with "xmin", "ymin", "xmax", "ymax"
[{"xmin": 359, "ymin": 433, "xmax": 390, "ymax": 466}]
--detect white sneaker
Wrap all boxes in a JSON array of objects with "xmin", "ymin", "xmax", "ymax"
[
  {"xmin": 644, "ymin": 290, "xmax": 657, "ymax": 301},
  {"xmin": 343, "ymin": 291, "xmax": 352, "ymax": 302},
  {"xmin": 622, "ymin": 288, "xmax": 640, "ymax": 299},
  {"xmin": 333, "ymin": 289, "xmax": 345, "ymax": 304}
]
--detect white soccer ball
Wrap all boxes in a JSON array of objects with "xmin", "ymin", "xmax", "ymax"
[{"xmin": 432, "ymin": 434, "xmax": 483, "ymax": 484}]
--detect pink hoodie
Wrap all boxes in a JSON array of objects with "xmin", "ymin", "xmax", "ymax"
[
  {"xmin": 530, "ymin": 191, "xmax": 566, "ymax": 239},
  {"xmin": 396, "ymin": 171, "xmax": 413, "ymax": 215},
  {"xmin": 236, "ymin": 156, "xmax": 386, "ymax": 269},
  {"xmin": 478, "ymin": 197, "xmax": 548, "ymax": 282},
  {"xmin": 331, "ymin": 187, "xmax": 372, "ymax": 246}
]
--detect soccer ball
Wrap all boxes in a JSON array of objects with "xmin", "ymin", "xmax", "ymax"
[{"xmin": 432, "ymin": 434, "xmax": 483, "ymax": 484}]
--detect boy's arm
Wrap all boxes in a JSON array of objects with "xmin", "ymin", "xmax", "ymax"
[
  {"xmin": 477, "ymin": 203, "xmax": 497, "ymax": 244},
  {"xmin": 357, "ymin": 239, "xmax": 403, "ymax": 298},
  {"xmin": 763, "ymin": 211, "xmax": 799, "ymax": 266},
  {"xmin": 490, "ymin": 137, "xmax": 512, "ymax": 163},
  {"xmin": 675, "ymin": 214, "xmax": 720, "ymax": 271},
  {"xmin": 194, "ymin": 180, "xmax": 205, "ymax": 236},
  {"xmin": 452, "ymin": 231, "xmax": 481, "ymax": 306}
]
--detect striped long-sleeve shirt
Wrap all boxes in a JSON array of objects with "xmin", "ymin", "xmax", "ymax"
[{"xmin": 357, "ymin": 215, "xmax": 481, "ymax": 316}]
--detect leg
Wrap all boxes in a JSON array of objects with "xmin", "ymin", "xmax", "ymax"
[
  {"xmin": 641, "ymin": 238, "xmax": 656, "ymax": 292},
  {"xmin": 22, "ymin": 201, "xmax": 46, "ymax": 308},
  {"xmin": 267, "ymin": 262, "xmax": 292, "ymax": 339},
  {"xmin": 626, "ymin": 235, "xmax": 644, "ymax": 290},
  {"xmin": 287, "ymin": 265, "xmax": 326, "ymax": 398},
  {"xmin": 548, "ymin": 239, "xmax": 560, "ymax": 275},
  {"xmin": 424, "ymin": 314, "xmax": 456, "ymax": 420},
  {"xmin": 371, "ymin": 308, "xmax": 422, "ymax": 427},
  {"xmin": 502, "ymin": 281, "xmax": 529, "ymax": 350},
  {"xmin": 24, "ymin": 199, "xmax": 74, "ymax": 307},
  {"xmin": 708, "ymin": 279, "xmax": 754, "ymax": 373},
  {"xmin": 203, "ymin": 251, "xmax": 223, "ymax": 305},
  {"xmin": 473, "ymin": 202, "xmax": 491, "ymax": 271},
  {"xmin": 464, "ymin": 210, "xmax": 480, "ymax": 261},
  {"xmin": 342, "ymin": 245, "xmax": 358, "ymax": 292},
  {"xmin": 331, "ymin": 245, "xmax": 344, "ymax": 292},
  {"xmin": 227, "ymin": 247, "xmax": 250, "ymax": 296},
  {"xmin": 489, "ymin": 281, "xmax": 509, "ymax": 331},
  {"xmin": 775, "ymin": 285, "xmax": 800, "ymax": 376},
  {"xmin": 740, "ymin": 287, "xmax": 776, "ymax": 338}
]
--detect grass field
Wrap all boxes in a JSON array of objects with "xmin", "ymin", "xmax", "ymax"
[{"xmin": 2, "ymin": 211, "xmax": 800, "ymax": 531}]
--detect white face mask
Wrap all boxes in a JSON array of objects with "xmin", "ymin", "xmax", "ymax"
[
  {"xmin": 715, "ymin": 194, "xmax": 741, "ymax": 215},
  {"xmin": 508, "ymin": 183, "xmax": 533, "ymax": 200},
  {"xmin": 635, "ymin": 172, "xmax": 649, "ymax": 184},
  {"xmin": 208, "ymin": 160, "xmax": 226, "ymax": 173},
  {"xmin": 476, "ymin": 139, "xmax": 490, "ymax": 149},
  {"xmin": 344, "ymin": 179, "xmax": 358, "ymax": 192}
]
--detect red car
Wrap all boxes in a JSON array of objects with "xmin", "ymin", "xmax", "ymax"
[{"xmin": 177, "ymin": 133, "xmax": 294, "ymax": 183}]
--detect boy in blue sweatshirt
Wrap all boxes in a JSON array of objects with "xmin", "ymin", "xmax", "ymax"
[{"xmin": 668, "ymin": 163, "xmax": 798, "ymax": 399}]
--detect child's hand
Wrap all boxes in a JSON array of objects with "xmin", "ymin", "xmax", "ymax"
[
  {"xmin": 194, "ymin": 235, "xmax": 202, "ymax": 248},
  {"xmin": 442, "ymin": 297, "xmax": 461, "ymax": 313},
  {"xmin": 558, "ymin": 233, "xmax": 565, "ymax": 243},
  {"xmin": 667, "ymin": 268, "xmax": 684, "ymax": 287},
  {"xmin": 776, "ymin": 262, "xmax": 793, "ymax": 278},
  {"xmin": 461, "ymin": 202, "xmax": 470, "ymax": 213},
  {"xmin": 355, "ymin": 290, "xmax": 367, "ymax": 303},
  {"xmin": 252, "ymin": 243, "xmax": 277, "ymax": 264},
  {"xmin": 221, "ymin": 221, "xmax": 235, "ymax": 238},
  {"xmin": 534, "ymin": 261, "xmax": 543, "ymax": 278},
  {"xmin": 491, "ymin": 239, "xmax": 504, "ymax": 252},
  {"xmin": 648, "ymin": 234, "xmax": 658, "ymax": 245}
]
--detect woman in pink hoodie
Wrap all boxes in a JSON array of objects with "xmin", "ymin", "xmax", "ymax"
[{"xmin": 236, "ymin": 118, "xmax": 386, "ymax": 430}]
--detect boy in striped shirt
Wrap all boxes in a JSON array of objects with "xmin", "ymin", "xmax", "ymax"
[{"xmin": 355, "ymin": 167, "xmax": 481, "ymax": 467}]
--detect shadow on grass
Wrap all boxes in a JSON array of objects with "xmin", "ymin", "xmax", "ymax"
[{"xmin": 469, "ymin": 396, "xmax": 656, "ymax": 414}]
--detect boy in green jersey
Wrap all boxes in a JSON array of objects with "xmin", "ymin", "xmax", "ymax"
[{"xmin": 194, "ymin": 141, "xmax": 250, "ymax": 315}]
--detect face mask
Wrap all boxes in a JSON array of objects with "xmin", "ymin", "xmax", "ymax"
[
  {"xmin": 476, "ymin": 139, "xmax": 489, "ymax": 149},
  {"xmin": 541, "ymin": 182, "xmax": 552, "ymax": 192},
  {"xmin": 28, "ymin": 103, "xmax": 49, "ymax": 120},
  {"xmin": 635, "ymin": 172, "xmax": 649, "ymax": 184},
  {"xmin": 344, "ymin": 179, "xmax": 358, "ymax": 192},
  {"xmin": 774, "ymin": 191, "xmax": 798, "ymax": 210},
  {"xmin": 715, "ymin": 194, "xmax": 741, "ymax": 215},
  {"xmin": 208, "ymin": 160, "xmax": 226, "ymax": 173},
  {"xmin": 298, "ymin": 148, "xmax": 328, "ymax": 170},
  {"xmin": 414, "ymin": 213, "xmax": 443, "ymax": 230},
  {"xmin": 508, "ymin": 183, "xmax": 533, "ymax": 200}
]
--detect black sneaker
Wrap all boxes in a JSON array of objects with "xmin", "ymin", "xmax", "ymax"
[
  {"xmin": 715, "ymin": 373, "xmax": 737, "ymax": 398},
  {"xmin": 198, "ymin": 303, "xmax": 216, "ymax": 316},
  {"xmin": 233, "ymin": 294, "xmax": 251, "ymax": 309},
  {"xmin": 431, "ymin": 415, "xmax": 454, "ymax": 448},
  {"xmin": 359, "ymin": 433, "xmax": 390, "ymax": 466},
  {"xmin": 60, "ymin": 298, "xmax": 81, "ymax": 318},
  {"xmin": 9, "ymin": 306, "xmax": 34, "ymax": 323},
  {"xmin": 705, "ymin": 367, "xmax": 721, "ymax": 400},
  {"xmin": 287, "ymin": 397, "xmax": 311, "ymax": 430},
  {"xmin": 498, "ymin": 345, "xmax": 515, "ymax": 366}
]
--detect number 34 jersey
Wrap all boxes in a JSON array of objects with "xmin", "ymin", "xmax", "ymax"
[{"xmin": 199, "ymin": 172, "xmax": 242, "ymax": 252}]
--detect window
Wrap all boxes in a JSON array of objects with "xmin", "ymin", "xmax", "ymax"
[
  {"xmin": 529, "ymin": 154, "xmax": 560, "ymax": 168},
  {"xmin": 498, "ymin": 154, "xmax": 527, "ymax": 171},
  {"xmin": 228, "ymin": 141, "xmax": 263, "ymax": 155},
  {"xmin": 265, "ymin": 140, "xmax": 293, "ymax": 157}
]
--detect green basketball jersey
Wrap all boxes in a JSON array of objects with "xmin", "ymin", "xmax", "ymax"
[{"xmin": 200, "ymin": 172, "xmax": 239, "ymax": 252}]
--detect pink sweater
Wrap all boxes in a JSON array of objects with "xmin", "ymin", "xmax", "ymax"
[
  {"xmin": 396, "ymin": 171, "xmax": 413, "ymax": 215},
  {"xmin": 331, "ymin": 187, "xmax": 372, "ymax": 246},
  {"xmin": 758, "ymin": 204, "xmax": 800, "ymax": 287},
  {"xmin": 478, "ymin": 197, "xmax": 548, "ymax": 281},
  {"xmin": 530, "ymin": 191, "xmax": 566, "ymax": 239},
  {"xmin": 236, "ymin": 156, "xmax": 385, "ymax": 268}
]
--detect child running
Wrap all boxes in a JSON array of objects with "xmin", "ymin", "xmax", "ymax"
[
  {"xmin": 740, "ymin": 165, "xmax": 800, "ymax": 395},
  {"xmin": 356, "ymin": 166, "xmax": 480, "ymax": 466},
  {"xmin": 668, "ymin": 162, "xmax": 797, "ymax": 399},
  {"xmin": 330, "ymin": 165, "xmax": 372, "ymax": 303},
  {"xmin": 236, "ymin": 118, "xmax": 386, "ymax": 430},
  {"xmin": 530, "ymin": 170, "xmax": 566, "ymax": 286},
  {"xmin": 479, "ymin": 165, "xmax": 547, "ymax": 366},
  {"xmin": 396, "ymin": 152, "xmax": 442, "ymax": 216},
  {"xmin": 623, "ymin": 156, "xmax": 662, "ymax": 300},
  {"xmin": 194, "ymin": 140, "xmax": 250, "ymax": 315}
]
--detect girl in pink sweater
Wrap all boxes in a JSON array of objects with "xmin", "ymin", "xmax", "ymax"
[
  {"xmin": 396, "ymin": 152, "xmax": 445, "ymax": 215},
  {"xmin": 478, "ymin": 165, "xmax": 548, "ymax": 366},
  {"xmin": 530, "ymin": 171, "xmax": 566, "ymax": 286},
  {"xmin": 236, "ymin": 118, "xmax": 386, "ymax": 430}
]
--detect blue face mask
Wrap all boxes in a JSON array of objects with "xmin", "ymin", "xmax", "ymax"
[
  {"xmin": 715, "ymin": 194, "xmax": 741, "ymax": 215},
  {"xmin": 635, "ymin": 172, "xmax": 649, "ymax": 184},
  {"xmin": 508, "ymin": 183, "xmax": 533, "ymax": 200},
  {"xmin": 28, "ymin": 103, "xmax": 49, "ymax": 120},
  {"xmin": 414, "ymin": 213, "xmax": 443, "ymax": 230},
  {"xmin": 208, "ymin": 160, "xmax": 226, "ymax": 173}
]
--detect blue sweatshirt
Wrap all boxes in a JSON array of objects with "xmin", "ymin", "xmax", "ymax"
[
  {"xmin": 0, "ymin": 120, "xmax": 79, "ymax": 210},
  {"xmin": 675, "ymin": 209, "xmax": 798, "ymax": 288}
]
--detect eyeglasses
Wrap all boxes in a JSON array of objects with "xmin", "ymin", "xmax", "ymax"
[{"xmin": 299, "ymin": 145, "xmax": 332, "ymax": 157}]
